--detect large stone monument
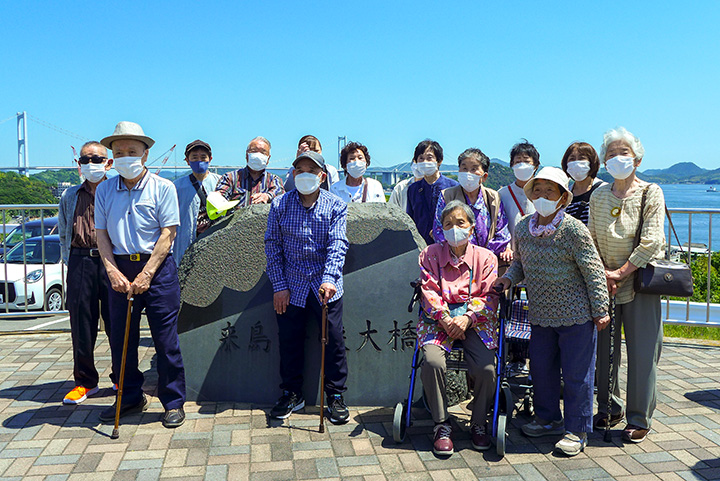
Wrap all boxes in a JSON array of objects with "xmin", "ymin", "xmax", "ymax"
[{"xmin": 177, "ymin": 203, "xmax": 426, "ymax": 406}]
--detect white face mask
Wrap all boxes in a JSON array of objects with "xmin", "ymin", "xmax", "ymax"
[
  {"xmin": 247, "ymin": 152, "xmax": 269, "ymax": 171},
  {"xmin": 295, "ymin": 172, "xmax": 321, "ymax": 195},
  {"xmin": 416, "ymin": 161, "xmax": 438, "ymax": 177},
  {"xmin": 411, "ymin": 162, "xmax": 423, "ymax": 179},
  {"xmin": 346, "ymin": 160, "xmax": 367, "ymax": 179},
  {"xmin": 566, "ymin": 160, "xmax": 591, "ymax": 182},
  {"xmin": 605, "ymin": 155, "xmax": 635, "ymax": 180},
  {"xmin": 458, "ymin": 172, "xmax": 481, "ymax": 192},
  {"xmin": 533, "ymin": 197, "xmax": 561, "ymax": 217},
  {"xmin": 81, "ymin": 163, "xmax": 107, "ymax": 183},
  {"xmin": 114, "ymin": 156, "xmax": 145, "ymax": 179},
  {"xmin": 512, "ymin": 162, "xmax": 535, "ymax": 182},
  {"xmin": 443, "ymin": 226, "xmax": 472, "ymax": 247}
]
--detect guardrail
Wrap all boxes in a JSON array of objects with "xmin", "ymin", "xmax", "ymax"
[
  {"xmin": 0, "ymin": 203, "xmax": 718, "ymax": 326},
  {"xmin": 1, "ymin": 204, "xmax": 66, "ymax": 319}
]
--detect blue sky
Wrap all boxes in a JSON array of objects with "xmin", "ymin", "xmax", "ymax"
[{"xmin": 1, "ymin": 1, "xmax": 718, "ymax": 172}]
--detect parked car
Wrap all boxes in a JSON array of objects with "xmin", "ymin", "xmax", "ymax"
[
  {"xmin": 0, "ymin": 217, "xmax": 59, "ymax": 259},
  {"xmin": 0, "ymin": 235, "xmax": 65, "ymax": 312}
]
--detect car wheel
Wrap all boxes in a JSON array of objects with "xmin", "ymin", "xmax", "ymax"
[{"xmin": 45, "ymin": 287, "xmax": 63, "ymax": 312}]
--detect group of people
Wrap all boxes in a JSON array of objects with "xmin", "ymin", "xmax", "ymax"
[
  {"xmin": 58, "ymin": 121, "xmax": 665, "ymax": 460},
  {"xmin": 410, "ymin": 130, "xmax": 665, "ymax": 457}
]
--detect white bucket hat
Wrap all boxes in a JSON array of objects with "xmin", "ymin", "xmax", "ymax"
[
  {"xmin": 523, "ymin": 166, "xmax": 573, "ymax": 207},
  {"xmin": 101, "ymin": 121, "xmax": 155, "ymax": 150}
]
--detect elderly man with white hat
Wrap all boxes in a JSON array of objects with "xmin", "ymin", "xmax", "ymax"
[{"xmin": 95, "ymin": 121, "xmax": 186, "ymax": 428}]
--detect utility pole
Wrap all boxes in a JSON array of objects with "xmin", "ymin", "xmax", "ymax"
[
  {"xmin": 337, "ymin": 136, "xmax": 347, "ymax": 169},
  {"xmin": 17, "ymin": 111, "xmax": 29, "ymax": 177}
]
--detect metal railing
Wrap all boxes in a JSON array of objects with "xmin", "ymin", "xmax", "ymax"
[
  {"xmin": 0, "ymin": 204, "xmax": 717, "ymax": 326},
  {"xmin": 663, "ymin": 208, "xmax": 720, "ymax": 327},
  {"xmin": 1, "ymin": 204, "xmax": 65, "ymax": 319}
]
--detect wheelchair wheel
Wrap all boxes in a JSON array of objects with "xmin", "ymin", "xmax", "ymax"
[
  {"xmin": 496, "ymin": 412, "xmax": 507, "ymax": 457},
  {"xmin": 503, "ymin": 385, "xmax": 514, "ymax": 419},
  {"xmin": 393, "ymin": 402, "xmax": 407, "ymax": 443},
  {"xmin": 523, "ymin": 392, "xmax": 533, "ymax": 416}
]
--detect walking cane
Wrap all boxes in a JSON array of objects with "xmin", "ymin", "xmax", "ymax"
[
  {"xmin": 111, "ymin": 298, "xmax": 133, "ymax": 440},
  {"xmin": 318, "ymin": 288, "xmax": 329, "ymax": 433},
  {"xmin": 604, "ymin": 295, "xmax": 616, "ymax": 443}
]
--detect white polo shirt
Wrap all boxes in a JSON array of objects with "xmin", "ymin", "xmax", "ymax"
[{"xmin": 95, "ymin": 170, "xmax": 180, "ymax": 255}]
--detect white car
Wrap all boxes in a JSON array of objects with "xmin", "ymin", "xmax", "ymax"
[{"xmin": 0, "ymin": 235, "xmax": 65, "ymax": 312}]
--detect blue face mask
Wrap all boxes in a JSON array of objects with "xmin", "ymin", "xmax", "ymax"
[{"xmin": 190, "ymin": 161, "xmax": 209, "ymax": 174}]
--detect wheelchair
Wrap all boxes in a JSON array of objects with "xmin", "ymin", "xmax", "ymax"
[{"xmin": 392, "ymin": 280, "xmax": 530, "ymax": 457}]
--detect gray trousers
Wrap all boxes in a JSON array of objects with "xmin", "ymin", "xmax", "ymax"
[
  {"xmin": 596, "ymin": 292, "xmax": 662, "ymax": 429},
  {"xmin": 421, "ymin": 332, "xmax": 495, "ymax": 425}
]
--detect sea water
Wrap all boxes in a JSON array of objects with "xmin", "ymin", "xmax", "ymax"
[{"xmin": 659, "ymin": 184, "xmax": 720, "ymax": 250}]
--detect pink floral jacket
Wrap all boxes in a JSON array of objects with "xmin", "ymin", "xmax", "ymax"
[{"xmin": 417, "ymin": 241, "xmax": 499, "ymax": 352}]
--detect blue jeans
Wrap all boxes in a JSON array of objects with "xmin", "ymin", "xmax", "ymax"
[{"xmin": 529, "ymin": 321, "xmax": 597, "ymax": 434}]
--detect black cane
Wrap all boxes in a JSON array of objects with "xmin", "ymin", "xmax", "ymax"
[
  {"xmin": 604, "ymin": 295, "xmax": 616, "ymax": 443},
  {"xmin": 318, "ymin": 288, "xmax": 328, "ymax": 433}
]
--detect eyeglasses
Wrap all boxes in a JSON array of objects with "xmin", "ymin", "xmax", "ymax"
[{"xmin": 78, "ymin": 155, "xmax": 108, "ymax": 165}]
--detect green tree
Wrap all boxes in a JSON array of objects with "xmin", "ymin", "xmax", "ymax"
[{"xmin": 0, "ymin": 172, "xmax": 57, "ymax": 217}]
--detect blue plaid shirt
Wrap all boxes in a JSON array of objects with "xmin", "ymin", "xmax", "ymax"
[{"xmin": 265, "ymin": 189, "xmax": 349, "ymax": 307}]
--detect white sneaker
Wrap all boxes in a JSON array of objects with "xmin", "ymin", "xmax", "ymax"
[{"xmin": 555, "ymin": 431, "xmax": 587, "ymax": 456}]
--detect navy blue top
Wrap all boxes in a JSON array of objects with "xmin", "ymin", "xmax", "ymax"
[{"xmin": 406, "ymin": 175, "xmax": 459, "ymax": 245}]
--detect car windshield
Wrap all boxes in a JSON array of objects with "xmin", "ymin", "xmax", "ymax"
[
  {"xmin": 3, "ymin": 224, "xmax": 52, "ymax": 247},
  {"xmin": 4, "ymin": 240, "xmax": 61, "ymax": 264}
]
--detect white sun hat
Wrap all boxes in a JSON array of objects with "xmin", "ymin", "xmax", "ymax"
[{"xmin": 523, "ymin": 166, "xmax": 574, "ymax": 207}]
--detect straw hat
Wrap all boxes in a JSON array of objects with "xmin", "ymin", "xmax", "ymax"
[
  {"xmin": 101, "ymin": 121, "xmax": 155, "ymax": 150},
  {"xmin": 523, "ymin": 166, "xmax": 574, "ymax": 207}
]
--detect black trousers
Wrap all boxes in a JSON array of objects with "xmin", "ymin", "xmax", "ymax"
[
  {"xmin": 66, "ymin": 251, "xmax": 113, "ymax": 388},
  {"xmin": 276, "ymin": 294, "xmax": 348, "ymax": 396}
]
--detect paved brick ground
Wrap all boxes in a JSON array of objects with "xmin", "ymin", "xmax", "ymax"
[{"xmin": 1, "ymin": 331, "xmax": 719, "ymax": 480}]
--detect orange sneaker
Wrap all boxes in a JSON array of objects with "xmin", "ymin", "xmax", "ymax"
[{"xmin": 63, "ymin": 386, "xmax": 99, "ymax": 405}]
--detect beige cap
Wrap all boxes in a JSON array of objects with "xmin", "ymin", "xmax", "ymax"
[
  {"xmin": 101, "ymin": 121, "xmax": 155, "ymax": 150},
  {"xmin": 523, "ymin": 166, "xmax": 574, "ymax": 207}
]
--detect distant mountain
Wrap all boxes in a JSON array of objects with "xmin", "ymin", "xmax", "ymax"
[{"xmin": 638, "ymin": 162, "xmax": 717, "ymax": 184}]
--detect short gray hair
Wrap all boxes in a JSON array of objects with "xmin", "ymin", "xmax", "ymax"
[
  {"xmin": 247, "ymin": 136, "xmax": 271, "ymax": 151},
  {"xmin": 600, "ymin": 127, "xmax": 644, "ymax": 161},
  {"xmin": 80, "ymin": 141, "xmax": 107, "ymax": 156},
  {"xmin": 440, "ymin": 200, "xmax": 475, "ymax": 226}
]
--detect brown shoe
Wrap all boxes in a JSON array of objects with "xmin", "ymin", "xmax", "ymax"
[
  {"xmin": 622, "ymin": 424, "xmax": 649, "ymax": 443},
  {"xmin": 432, "ymin": 422, "xmax": 453, "ymax": 456},
  {"xmin": 471, "ymin": 423, "xmax": 491, "ymax": 451},
  {"xmin": 593, "ymin": 411, "xmax": 624, "ymax": 429}
]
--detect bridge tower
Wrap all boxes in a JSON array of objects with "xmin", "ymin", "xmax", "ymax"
[
  {"xmin": 337, "ymin": 136, "xmax": 347, "ymax": 169},
  {"xmin": 17, "ymin": 111, "xmax": 29, "ymax": 177}
]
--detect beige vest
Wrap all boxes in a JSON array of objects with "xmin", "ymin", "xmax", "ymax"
[{"xmin": 441, "ymin": 185, "xmax": 501, "ymax": 247}]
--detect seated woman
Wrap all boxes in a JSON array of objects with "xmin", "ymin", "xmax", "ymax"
[
  {"xmin": 418, "ymin": 200, "xmax": 499, "ymax": 456},
  {"xmin": 432, "ymin": 148, "xmax": 511, "ymax": 257},
  {"xmin": 331, "ymin": 142, "xmax": 385, "ymax": 203},
  {"xmin": 494, "ymin": 167, "xmax": 609, "ymax": 457}
]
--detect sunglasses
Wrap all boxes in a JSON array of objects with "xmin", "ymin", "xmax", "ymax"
[{"xmin": 78, "ymin": 155, "xmax": 108, "ymax": 165}]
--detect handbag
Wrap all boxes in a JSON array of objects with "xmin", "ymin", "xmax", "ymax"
[{"xmin": 633, "ymin": 186, "xmax": 694, "ymax": 297}]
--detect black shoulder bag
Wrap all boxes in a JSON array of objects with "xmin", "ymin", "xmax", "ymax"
[{"xmin": 633, "ymin": 185, "xmax": 694, "ymax": 297}]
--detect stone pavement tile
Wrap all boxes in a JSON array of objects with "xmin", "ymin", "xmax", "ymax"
[
  {"xmin": 293, "ymin": 449, "xmax": 335, "ymax": 460},
  {"xmin": 85, "ymin": 442, "xmax": 129, "ymax": 453},
  {"xmin": 511, "ymin": 463, "xmax": 548, "ymax": 481},
  {"xmin": 684, "ymin": 431, "xmax": 720, "ymax": 448},
  {"xmin": 331, "ymin": 439, "xmax": 355, "ymax": 457},
  {"xmin": 127, "ymin": 433, "xmax": 153, "ymax": 451},
  {"xmin": 1, "ymin": 457, "xmax": 34, "ymax": 478},
  {"xmin": 336, "ymin": 455, "xmax": 380, "ymax": 467},
  {"xmin": 531, "ymin": 462, "xmax": 569, "ymax": 481},
  {"xmin": 594, "ymin": 456, "xmax": 632, "ymax": 477},
  {"xmin": 249, "ymin": 471, "xmax": 298, "ymax": 481},
  {"xmin": 209, "ymin": 445, "xmax": 250, "ymax": 456},
  {"xmin": 294, "ymin": 458, "xmax": 320, "ymax": 479},
  {"xmin": 206, "ymin": 453, "xmax": 250, "ymax": 465},
  {"xmin": 376, "ymin": 454, "xmax": 404, "ymax": 474},
  {"xmin": 205, "ymin": 464, "xmax": 228, "ymax": 481},
  {"xmin": 96, "ymin": 451, "xmax": 124, "ymax": 471},
  {"xmin": 364, "ymin": 475, "xmax": 388, "ymax": 481},
  {"xmin": 686, "ymin": 447, "xmax": 720, "ymax": 466},
  {"xmin": 136, "ymin": 467, "xmax": 161, "ymax": 481},
  {"xmin": 186, "ymin": 447, "xmax": 209, "ymax": 466},
  {"xmin": 315, "ymin": 457, "xmax": 340, "ymax": 478},
  {"xmin": 63, "ymin": 437, "xmax": 91, "ymax": 455},
  {"xmin": 251, "ymin": 461, "xmax": 294, "ymax": 472},
  {"xmin": 26, "ymin": 463, "xmax": 74, "ymax": 476},
  {"xmin": 270, "ymin": 442, "xmax": 293, "ymax": 461},
  {"xmin": 67, "ymin": 472, "xmax": 114, "ymax": 481},
  {"xmin": 429, "ymin": 471, "xmax": 454, "ymax": 481},
  {"xmin": 338, "ymin": 464, "xmax": 384, "ymax": 477},
  {"xmin": 386, "ymin": 474, "xmax": 433, "ymax": 481},
  {"xmin": 563, "ymin": 467, "xmax": 611, "ymax": 481},
  {"xmin": 251, "ymin": 444, "xmax": 271, "ymax": 463},
  {"xmin": 157, "ymin": 466, "xmax": 206, "ymax": 477},
  {"xmin": 669, "ymin": 449, "xmax": 707, "ymax": 468},
  {"xmin": 351, "ymin": 438, "xmax": 375, "ymax": 455},
  {"xmin": 70, "ymin": 452, "xmax": 103, "ymax": 473},
  {"xmin": 227, "ymin": 463, "xmax": 250, "ymax": 481},
  {"xmin": 118, "ymin": 458, "xmax": 163, "ymax": 470},
  {"xmin": 0, "ymin": 447, "xmax": 43, "ymax": 459},
  {"xmin": 232, "ymin": 429, "xmax": 251, "ymax": 446},
  {"xmin": 397, "ymin": 452, "xmax": 425, "ymax": 472},
  {"xmin": 632, "ymin": 451, "xmax": 677, "ymax": 464},
  {"xmin": 612, "ymin": 454, "xmax": 653, "ymax": 475},
  {"xmin": 123, "ymin": 449, "xmax": 168, "ymax": 460},
  {"xmin": 614, "ymin": 475, "xmax": 664, "ymax": 481},
  {"xmin": 646, "ymin": 461, "xmax": 695, "ymax": 474},
  {"xmin": 423, "ymin": 456, "xmax": 471, "ymax": 472}
]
